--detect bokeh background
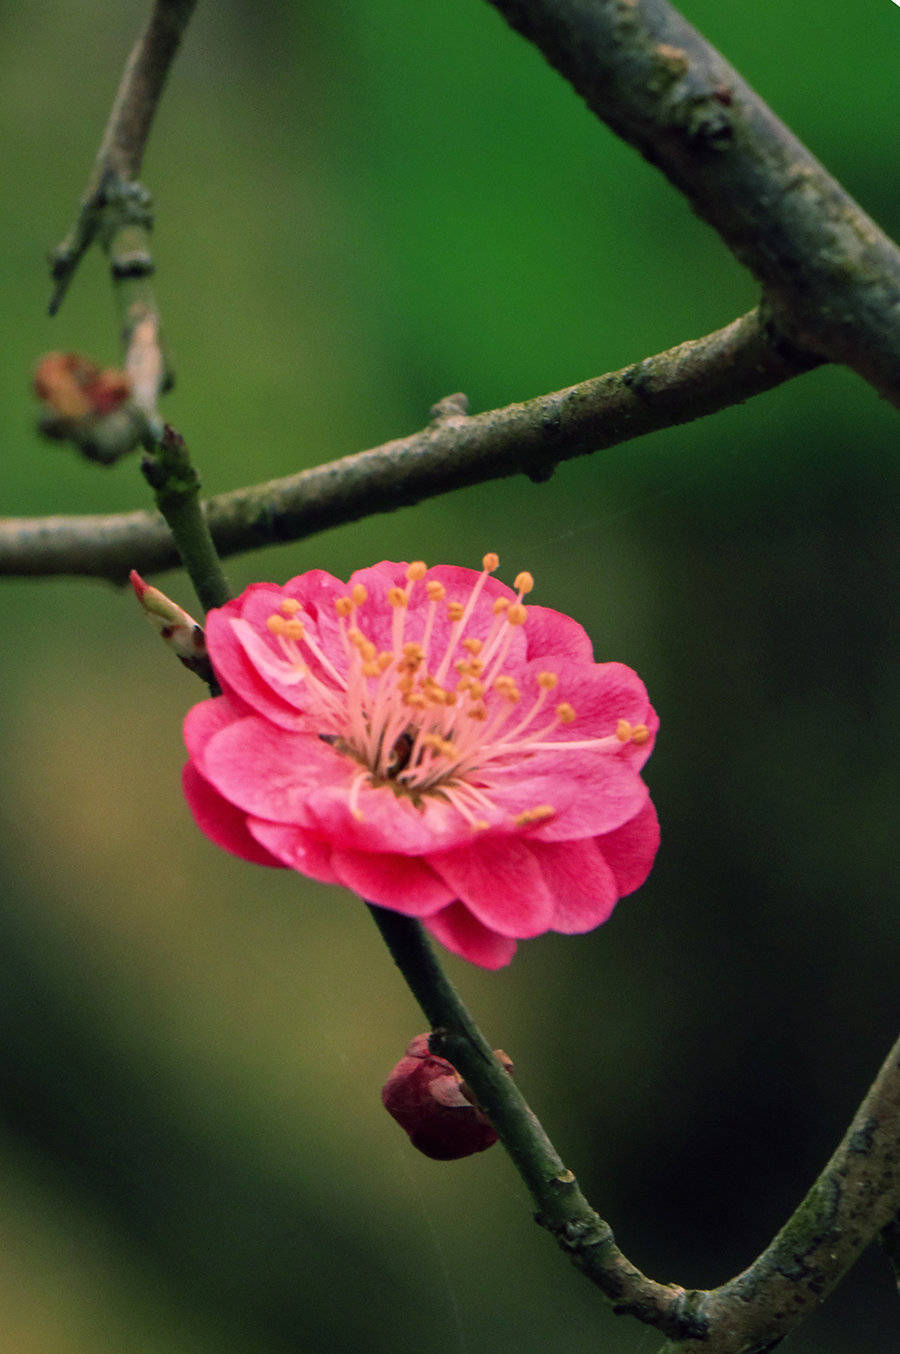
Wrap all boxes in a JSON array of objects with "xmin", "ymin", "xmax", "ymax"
[{"xmin": 1, "ymin": 2, "xmax": 898, "ymax": 1351}]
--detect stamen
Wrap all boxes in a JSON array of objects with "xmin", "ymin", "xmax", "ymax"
[
  {"xmin": 556, "ymin": 703, "xmax": 577, "ymax": 724},
  {"xmin": 514, "ymin": 805, "xmax": 556, "ymax": 827}
]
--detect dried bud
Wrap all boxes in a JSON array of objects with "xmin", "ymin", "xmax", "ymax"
[
  {"xmin": 382, "ymin": 1034, "xmax": 505, "ymax": 1161},
  {"xmin": 34, "ymin": 351, "xmax": 131, "ymax": 420},
  {"xmin": 130, "ymin": 571, "xmax": 214, "ymax": 682},
  {"xmin": 33, "ymin": 351, "xmax": 140, "ymax": 463}
]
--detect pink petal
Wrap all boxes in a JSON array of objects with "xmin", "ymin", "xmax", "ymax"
[
  {"xmin": 426, "ymin": 837, "xmax": 555, "ymax": 938},
  {"xmin": 182, "ymin": 762, "xmax": 285, "ymax": 868},
  {"xmin": 330, "ymin": 848, "xmax": 454, "ymax": 915},
  {"xmin": 596, "ymin": 800, "xmax": 660, "ymax": 895},
  {"xmin": 522, "ymin": 604, "xmax": 595, "ymax": 663},
  {"xmin": 528, "ymin": 837, "xmax": 619, "ymax": 932},
  {"xmin": 496, "ymin": 757, "xmax": 650, "ymax": 841},
  {"xmin": 199, "ymin": 717, "xmax": 342, "ymax": 825},
  {"xmin": 183, "ymin": 694, "xmax": 246, "ymax": 764},
  {"xmin": 245, "ymin": 820, "xmax": 340, "ymax": 884},
  {"xmin": 305, "ymin": 778, "xmax": 476, "ymax": 855},
  {"xmin": 424, "ymin": 902, "xmax": 518, "ymax": 969}
]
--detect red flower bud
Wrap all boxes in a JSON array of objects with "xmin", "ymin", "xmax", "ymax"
[{"xmin": 382, "ymin": 1034, "xmax": 510, "ymax": 1160}]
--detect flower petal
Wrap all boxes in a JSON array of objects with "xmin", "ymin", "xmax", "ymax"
[
  {"xmin": 182, "ymin": 762, "xmax": 285, "ymax": 867},
  {"xmin": 245, "ymin": 820, "xmax": 340, "ymax": 884},
  {"xmin": 596, "ymin": 799, "xmax": 660, "ymax": 895},
  {"xmin": 330, "ymin": 848, "xmax": 454, "ymax": 915},
  {"xmin": 529, "ymin": 837, "xmax": 619, "ymax": 932},
  {"xmin": 424, "ymin": 902, "xmax": 518, "ymax": 969},
  {"xmin": 426, "ymin": 836, "xmax": 555, "ymax": 938},
  {"xmin": 199, "ymin": 717, "xmax": 343, "ymax": 825},
  {"xmin": 522, "ymin": 603, "xmax": 594, "ymax": 663}
]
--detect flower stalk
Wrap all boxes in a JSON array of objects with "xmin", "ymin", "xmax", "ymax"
[{"xmin": 141, "ymin": 425, "xmax": 231, "ymax": 616}]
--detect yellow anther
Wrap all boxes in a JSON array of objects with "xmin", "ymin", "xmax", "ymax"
[
  {"xmin": 556, "ymin": 702, "xmax": 576, "ymax": 724},
  {"xmin": 282, "ymin": 619, "xmax": 305, "ymax": 642},
  {"xmin": 396, "ymin": 674, "xmax": 414, "ymax": 693},
  {"xmin": 406, "ymin": 561, "xmax": 427, "ymax": 581},
  {"xmin": 492, "ymin": 597, "xmax": 510, "ymax": 615},
  {"xmin": 503, "ymin": 685, "xmax": 521, "ymax": 703},
  {"xmin": 506, "ymin": 602, "xmax": 527, "ymax": 626},
  {"xmin": 362, "ymin": 662, "xmax": 381, "ymax": 678},
  {"xmin": 472, "ymin": 819, "xmax": 491, "ymax": 831},
  {"xmin": 426, "ymin": 580, "xmax": 446, "ymax": 601},
  {"xmin": 377, "ymin": 652, "xmax": 394, "ymax": 672},
  {"xmin": 616, "ymin": 719, "xmax": 633, "ymax": 742},
  {"xmin": 351, "ymin": 808, "xmax": 366, "ymax": 823},
  {"xmin": 280, "ymin": 598, "xmax": 301, "ymax": 615},
  {"xmin": 403, "ymin": 642, "xmax": 425, "ymax": 660},
  {"xmin": 335, "ymin": 596, "xmax": 353, "ymax": 617},
  {"xmin": 466, "ymin": 680, "xmax": 484, "ymax": 699},
  {"xmin": 403, "ymin": 692, "xmax": 427, "ymax": 708},
  {"xmin": 494, "ymin": 674, "xmax": 514, "ymax": 689},
  {"xmin": 360, "ymin": 638, "xmax": 377, "ymax": 662},
  {"xmin": 468, "ymin": 702, "xmax": 488, "ymax": 720},
  {"xmin": 482, "ymin": 552, "xmax": 500, "ymax": 572},
  {"xmin": 631, "ymin": 724, "xmax": 650, "ymax": 745},
  {"xmin": 266, "ymin": 614, "xmax": 286, "ymax": 635},
  {"xmin": 462, "ymin": 637, "xmax": 482, "ymax": 654},
  {"xmin": 537, "ymin": 671, "xmax": 558, "ymax": 690},
  {"xmin": 514, "ymin": 571, "xmax": 534, "ymax": 595},
  {"xmin": 514, "ymin": 805, "xmax": 556, "ymax": 827},
  {"xmin": 447, "ymin": 601, "xmax": 465, "ymax": 621},
  {"xmin": 388, "ymin": 586, "xmax": 408, "ymax": 608},
  {"xmin": 351, "ymin": 584, "xmax": 368, "ymax": 606}
]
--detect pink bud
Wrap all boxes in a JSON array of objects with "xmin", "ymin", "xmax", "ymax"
[
  {"xmin": 381, "ymin": 1034, "xmax": 499, "ymax": 1160},
  {"xmin": 130, "ymin": 571, "xmax": 213, "ymax": 682}
]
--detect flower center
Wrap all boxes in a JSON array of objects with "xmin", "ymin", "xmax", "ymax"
[{"xmin": 259, "ymin": 554, "xmax": 648, "ymax": 830}]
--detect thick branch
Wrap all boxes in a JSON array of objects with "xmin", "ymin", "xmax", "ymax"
[
  {"xmin": 656, "ymin": 1032, "xmax": 900, "ymax": 1352},
  {"xmin": 2, "ymin": 308, "xmax": 816, "ymax": 581},
  {"xmin": 372, "ymin": 907, "xmax": 900, "ymax": 1352},
  {"xmin": 485, "ymin": 0, "xmax": 900, "ymax": 405}
]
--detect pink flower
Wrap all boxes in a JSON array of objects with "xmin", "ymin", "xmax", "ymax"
[
  {"xmin": 381, "ymin": 1034, "xmax": 501, "ymax": 1160},
  {"xmin": 183, "ymin": 556, "xmax": 659, "ymax": 968}
]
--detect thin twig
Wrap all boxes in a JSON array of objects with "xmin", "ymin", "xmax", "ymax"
[
  {"xmin": 371, "ymin": 906, "xmax": 900, "ymax": 1351},
  {"xmin": 368, "ymin": 907, "xmax": 702, "ymax": 1341},
  {"xmin": 46, "ymin": 0, "xmax": 197, "ymax": 457},
  {"xmin": 485, "ymin": 0, "xmax": 900, "ymax": 405},
  {"xmin": 2, "ymin": 307, "xmax": 817, "ymax": 581},
  {"xmin": 48, "ymin": 0, "xmax": 197, "ymax": 313}
]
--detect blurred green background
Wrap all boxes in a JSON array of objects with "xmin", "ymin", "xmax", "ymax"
[{"xmin": 1, "ymin": 2, "xmax": 898, "ymax": 1351}]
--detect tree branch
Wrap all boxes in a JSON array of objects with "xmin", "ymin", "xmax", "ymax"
[
  {"xmin": 48, "ymin": 0, "xmax": 197, "ymax": 314},
  {"xmin": 46, "ymin": 0, "xmax": 197, "ymax": 457},
  {"xmin": 2, "ymin": 307, "xmax": 816, "ymax": 582},
  {"xmin": 656, "ymin": 1031, "xmax": 900, "ymax": 1352},
  {"xmin": 371, "ymin": 906, "xmax": 900, "ymax": 1352},
  {"xmin": 368, "ymin": 907, "xmax": 701, "ymax": 1342},
  {"xmin": 485, "ymin": 0, "xmax": 900, "ymax": 406}
]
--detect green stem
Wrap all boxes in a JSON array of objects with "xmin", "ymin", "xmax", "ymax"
[
  {"xmin": 367, "ymin": 904, "xmax": 694, "ymax": 1338},
  {"xmin": 142, "ymin": 426, "xmax": 231, "ymax": 615}
]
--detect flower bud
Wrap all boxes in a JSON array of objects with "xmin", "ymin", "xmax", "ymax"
[
  {"xmin": 381, "ymin": 1034, "xmax": 500, "ymax": 1160},
  {"xmin": 130, "ymin": 571, "xmax": 214, "ymax": 682}
]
